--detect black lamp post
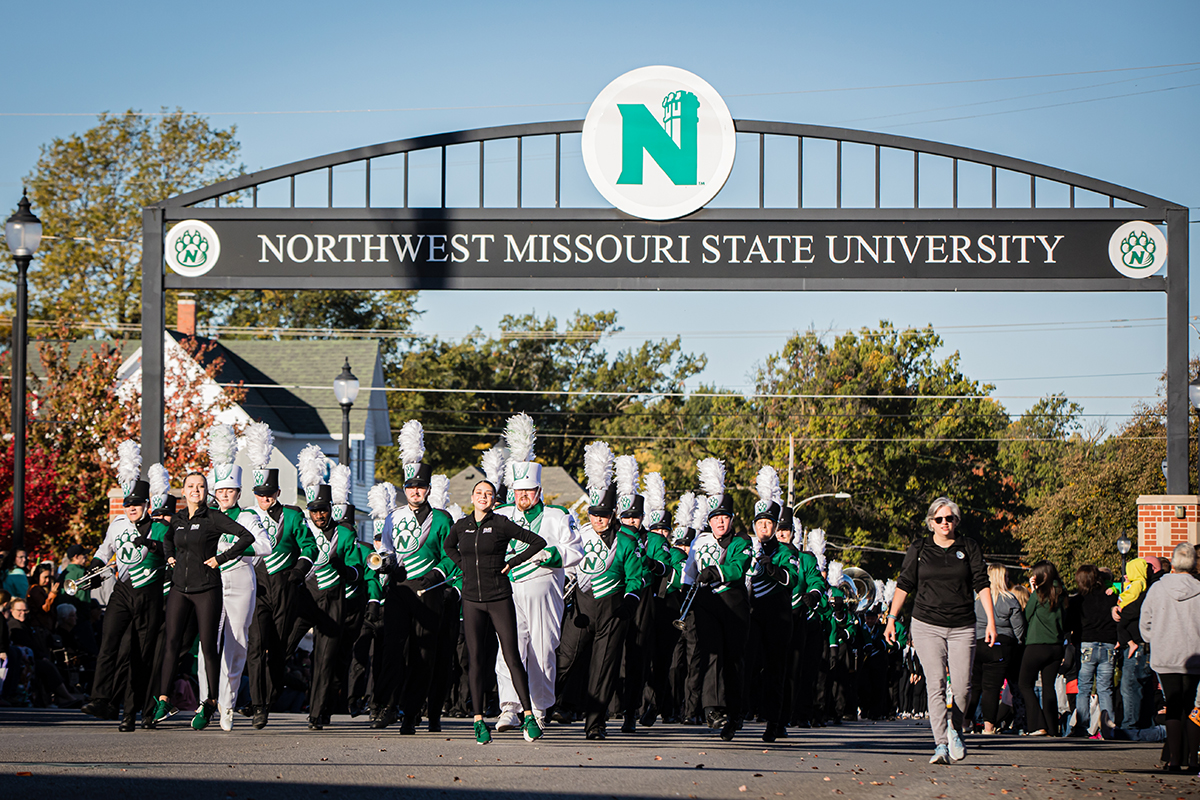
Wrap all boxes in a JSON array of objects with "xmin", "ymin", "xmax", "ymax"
[
  {"xmin": 333, "ymin": 357, "xmax": 360, "ymax": 467},
  {"xmin": 6, "ymin": 190, "xmax": 42, "ymax": 552},
  {"xmin": 1116, "ymin": 531, "xmax": 1132, "ymax": 576}
]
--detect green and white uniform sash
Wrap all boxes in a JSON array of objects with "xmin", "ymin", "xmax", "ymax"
[
  {"xmin": 95, "ymin": 517, "xmax": 166, "ymax": 590},
  {"xmin": 575, "ymin": 525, "xmax": 623, "ymax": 598},
  {"xmin": 307, "ymin": 520, "xmax": 342, "ymax": 590},
  {"xmin": 503, "ymin": 505, "xmax": 545, "ymax": 583},
  {"xmin": 383, "ymin": 506, "xmax": 436, "ymax": 580}
]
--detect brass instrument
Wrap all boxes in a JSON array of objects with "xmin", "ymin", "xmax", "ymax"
[
  {"xmin": 366, "ymin": 551, "xmax": 387, "ymax": 571},
  {"xmin": 672, "ymin": 581, "xmax": 701, "ymax": 631},
  {"xmin": 64, "ymin": 563, "xmax": 112, "ymax": 596},
  {"xmin": 841, "ymin": 566, "xmax": 877, "ymax": 613}
]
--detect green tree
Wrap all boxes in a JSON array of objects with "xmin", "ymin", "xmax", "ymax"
[{"xmin": 10, "ymin": 111, "xmax": 243, "ymax": 328}]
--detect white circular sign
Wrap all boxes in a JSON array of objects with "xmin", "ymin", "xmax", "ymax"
[
  {"xmin": 165, "ymin": 219, "xmax": 221, "ymax": 277},
  {"xmin": 582, "ymin": 66, "xmax": 736, "ymax": 221},
  {"xmin": 1108, "ymin": 220, "xmax": 1166, "ymax": 279}
]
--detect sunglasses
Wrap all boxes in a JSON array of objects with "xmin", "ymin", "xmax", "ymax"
[{"xmin": 931, "ymin": 515, "xmax": 957, "ymax": 524}]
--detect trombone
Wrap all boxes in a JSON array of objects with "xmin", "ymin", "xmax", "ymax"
[
  {"xmin": 65, "ymin": 563, "xmax": 112, "ymax": 596},
  {"xmin": 671, "ymin": 581, "xmax": 702, "ymax": 631}
]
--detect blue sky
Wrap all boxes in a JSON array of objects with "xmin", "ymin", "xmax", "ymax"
[{"xmin": 3, "ymin": 0, "xmax": 1198, "ymax": 428}]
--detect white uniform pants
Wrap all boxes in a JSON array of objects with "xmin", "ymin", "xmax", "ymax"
[
  {"xmin": 496, "ymin": 572, "xmax": 564, "ymax": 715},
  {"xmin": 199, "ymin": 562, "xmax": 257, "ymax": 712}
]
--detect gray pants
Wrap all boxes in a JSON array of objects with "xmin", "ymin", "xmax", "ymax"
[{"xmin": 911, "ymin": 618, "xmax": 976, "ymax": 746}]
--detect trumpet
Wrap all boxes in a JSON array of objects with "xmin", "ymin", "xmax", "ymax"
[
  {"xmin": 65, "ymin": 563, "xmax": 112, "ymax": 596},
  {"xmin": 366, "ymin": 552, "xmax": 389, "ymax": 572},
  {"xmin": 672, "ymin": 581, "xmax": 702, "ymax": 631},
  {"xmin": 416, "ymin": 577, "xmax": 450, "ymax": 597}
]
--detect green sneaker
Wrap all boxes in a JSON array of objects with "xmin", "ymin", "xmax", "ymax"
[
  {"xmin": 192, "ymin": 700, "xmax": 216, "ymax": 731},
  {"xmin": 149, "ymin": 698, "xmax": 171, "ymax": 727},
  {"xmin": 522, "ymin": 713, "xmax": 542, "ymax": 742},
  {"xmin": 474, "ymin": 719, "xmax": 491, "ymax": 745}
]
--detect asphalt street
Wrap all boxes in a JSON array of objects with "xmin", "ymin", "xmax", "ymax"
[{"xmin": 1, "ymin": 709, "xmax": 1197, "ymax": 799}]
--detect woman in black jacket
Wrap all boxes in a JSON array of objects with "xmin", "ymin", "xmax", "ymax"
[
  {"xmin": 152, "ymin": 472, "xmax": 255, "ymax": 730},
  {"xmin": 444, "ymin": 479, "xmax": 546, "ymax": 745}
]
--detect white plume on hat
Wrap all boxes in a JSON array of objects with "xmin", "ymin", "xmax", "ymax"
[
  {"xmin": 368, "ymin": 482, "xmax": 397, "ymax": 520},
  {"xmin": 298, "ymin": 444, "xmax": 328, "ymax": 493},
  {"xmin": 399, "ymin": 420, "xmax": 425, "ymax": 466},
  {"xmin": 675, "ymin": 491, "xmax": 695, "ymax": 530},
  {"xmin": 697, "ymin": 457, "xmax": 725, "ymax": 498},
  {"xmin": 873, "ymin": 579, "xmax": 886, "ymax": 609},
  {"xmin": 503, "ymin": 412, "xmax": 536, "ymax": 463},
  {"xmin": 244, "ymin": 421, "xmax": 274, "ymax": 469},
  {"xmin": 148, "ymin": 462, "xmax": 170, "ymax": 510},
  {"xmin": 207, "ymin": 424, "xmax": 238, "ymax": 467},
  {"xmin": 481, "ymin": 446, "xmax": 507, "ymax": 489},
  {"xmin": 447, "ymin": 503, "xmax": 464, "ymax": 522},
  {"xmin": 643, "ymin": 472, "xmax": 666, "ymax": 523},
  {"xmin": 583, "ymin": 441, "xmax": 614, "ymax": 493},
  {"xmin": 807, "ymin": 528, "xmax": 828, "ymax": 572},
  {"xmin": 615, "ymin": 455, "xmax": 640, "ymax": 498},
  {"xmin": 883, "ymin": 579, "xmax": 897, "ymax": 608},
  {"xmin": 429, "ymin": 474, "xmax": 450, "ymax": 511},
  {"xmin": 330, "ymin": 464, "xmax": 352, "ymax": 506},
  {"xmin": 755, "ymin": 466, "xmax": 781, "ymax": 505},
  {"xmin": 117, "ymin": 439, "xmax": 141, "ymax": 490},
  {"xmin": 827, "ymin": 560, "xmax": 844, "ymax": 591},
  {"xmin": 693, "ymin": 495, "xmax": 708, "ymax": 527}
]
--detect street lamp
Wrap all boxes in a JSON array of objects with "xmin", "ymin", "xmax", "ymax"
[
  {"xmin": 1116, "ymin": 530, "xmax": 1133, "ymax": 576},
  {"xmin": 793, "ymin": 491, "xmax": 851, "ymax": 512},
  {"xmin": 6, "ymin": 190, "xmax": 42, "ymax": 552},
  {"xmin": 333, "ymin": 357, "xmax": 359, "ymax": 467}
]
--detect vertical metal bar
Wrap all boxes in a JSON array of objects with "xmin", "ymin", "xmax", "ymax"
[
  {"xmin": 403, "ymin": 152, "xmax": 409, "ymax": 208},
  {"xmin": 1109, "ymin": 195, "xmax": 1115, "ymax": 208},
  {"xmin": 1069, "ymin": 185, "xmax": 1075, "ymax": 208},
  {"xmin": 141, "ymin": 207, "xmax": 166, "ymax": 467},
  {"xmin": 913, "ymin": 152, "xmax": 919, "ymax": 209},
  {"xmin": 797, "ymin": 137, "xmax": 803, "ymax": 209},
  {"xmin": 252, "ymin": 185, "xmax": 258, "ymax": 208},
  {"xmin": 365, "ymin": 160, "xmax": 371, "ymax": 208},
  {"xmin": 555, "ymin": 134, "xmax": 561, "ymax": 209},
  {"xmin": 479, "ymin": 140, "xmax": 485, "ymax": 209},
  {"xmin": 1166, "ymin": 207, "xmax": 1191, "ymax": 494},
  {"xmin": 952, "ymin": 159, "xmax": 958, "ymax": 209},
  {"xmin": 758, "ymin": 133, "xmax": 765, "ymax": 209},
  {"xmin": 517, "ymin": 137, "xmax": 523, "ymax": 209},
  {"xmin": 214, "ymin": 194, "xmax": 219, "ymax": 208},
  {"xmin": 290, "ymin": 176, "xmax": 295, "ymax": 208},
  {"xmin": 1030, "ymin": 175, "xmax": 1036, "ymax": 207},
  {"xmin": 328, "ymin": 166, "xmax": 334, "ymax": 208},
  {"xmin": 10, "ymin": 254, "xmax": 27, "ymax": 549},
  {"xmin": 874, "ymin": 145, "xmax": 880, "ymax": 209},
  {"xmin": 440, "ymin": 146, "xmax": 447, "ymax": 208},
  {"xmin": 991, "ymin": 166, "xmax": 996, "ymax": 209},
  {"xmin": 836, "ymin": 140, "xmax": 842, "ymax": 209}
]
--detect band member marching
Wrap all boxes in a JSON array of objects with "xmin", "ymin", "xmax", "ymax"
[
  {"xmin": 745, "ymin": 466, "xmax": 799, "ymax": 742},
  {"xmin": 80, "ymin": 442, "xmax": 169, "ymax": 731},
  {"xmin": 493, "ymin": 413, "xmax": 584, "ymax": 734},
  {"xmin": 683, "ymin": 458, "xmax": 752, "ymax": 741},
  {"xmin": 289, "ymin": 447, "xmax": 364, "ymax": 730},
  {"xmin": 640, "ymin": 473, "xmax": 683, "ymax": 727},
  {"xmin": 554, "ymin": 441, "xmax": 646, "ymax": 740},
  {"xmin": 198, "ymin": 424, "xmax": 274, "ymax": 732},
  {"xmin": 245, "ymin": 422, "xmax": 318, "ymax": 729},
  {"xmin": 372, "ymin": 420, "xmax": 457, "ymax": 734},
  {"xmin": 777, "ymin": 510, "xmax": 826, "ymax": 733}
]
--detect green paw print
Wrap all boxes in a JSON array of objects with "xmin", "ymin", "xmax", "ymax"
[
  {"xmin": 1119, "ymin": 230, "xmax": 1155, "ymax": 270},
  {"xmin": 175, "ymin": 229, "xmax": 209, "ymax": 266}
]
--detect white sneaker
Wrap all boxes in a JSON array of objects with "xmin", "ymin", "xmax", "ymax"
[
  {"xmin": 220, "ymin": 707, "xmax": 234, "ymax": 732},
  {"xmin": 535, "ymin": 714, "xmax": 547, "ymax": 734},
  {"xmin": 495, "ymin": 710, "xmax": 521, "ymax": 732},
  {"xmin": 947, "ymin": 726, "xmax": 966, "ymax": 762},
  {"xmin": 929, "ymin": 745, "xmax": 950, "ymax": 765}
]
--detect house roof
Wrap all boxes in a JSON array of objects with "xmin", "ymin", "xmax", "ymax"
[{"xmin": 447, "ymin": 464, "xmax": 587, "ymax": 513}]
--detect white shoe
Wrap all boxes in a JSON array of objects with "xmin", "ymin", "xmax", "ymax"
[
  {"xmin": 495, "ymin": 710, "xmax": 521, "ymax": 732},
  {"xmin": 535, "ymin": 714, "xmax": 547, "ymax": 734},
  {"xmin": 220, "ymin": 707, "xmax": 234, "ymax": 732}
]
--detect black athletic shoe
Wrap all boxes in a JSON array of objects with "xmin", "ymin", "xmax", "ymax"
[
  {"xmin": 237, "ymin": 705, "xmax": 254, "ymax": 718},
  {"xmin": 585, "ymin": 727, "xmax": 606, "ymax": 740},
  {"xmin": 372, "ymin": 707, "xmax": 396, "ymax": 729},
  {"xmin": 308, "ymin": 718, "xmax": 323, "ymax": 730},
  {"xmin": 549, "ymin": 708, "xmax": 574, "ymax": 725},
  {"xmin": 428, "ymin": 718, "xmax": 441, "ymax": 733},
  {"xmin": 639, "ymin": 704, "xmax": 658, "ymax": 728},
  {"xmin": 252, "ymin": 705, "xmax": 269, "ymax": 730},
  {"xmin": 620, "ymin": 714, "xmax": 637, "ymax": 734},
  {"xmin": 795, "ymin": 719, "xmax": 811, "ymax": 729},
  {"xmin": 118, "ymin": 715, "xmax": 137, "ymax": 732},
  {"xmin": 762, "ymin": 722, "xmax": 777, "ymax": 743},
  {"xmin": 720, "ymin": 719, "xmax": 737, "ymax": 741},
  {"xmin": 81, "ymin": 699, "xmax": 117, "ymax": 720},
  {"xmin": 777, "ymin": 725, "xmax": 789, "ymax": 738},
  {"xmin": 399, "ymin": 718, "xmax": 416, "ymax": 735}
]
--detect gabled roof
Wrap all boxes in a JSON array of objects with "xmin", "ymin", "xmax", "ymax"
[{"xmin": 447, "ymin": 464, "xmax": 587, "ymax": 513}]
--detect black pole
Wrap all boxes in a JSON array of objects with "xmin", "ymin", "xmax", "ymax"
[
  {"xmin": 11, "ymin": 254, "xmax": 29, "ymax": 551},
  {"xmin": 340, "ymin": 401, "xmax": 353, "ymax": 467}
]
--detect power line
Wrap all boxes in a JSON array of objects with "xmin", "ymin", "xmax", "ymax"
[{"xmin": 396, "ymin": 427, "xmax": 1164, "ymax": 443}]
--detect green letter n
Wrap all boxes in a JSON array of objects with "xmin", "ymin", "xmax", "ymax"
[{"xmin": 616, "ymin": 92, "xmax": 699, "ymax": 185}]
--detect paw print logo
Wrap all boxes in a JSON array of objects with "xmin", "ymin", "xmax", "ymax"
[
  {"xmin": 115, "ymin": 528, "xmax": 144, "ymax": 566},
  {"xmin": 314, "ymin": 532, "xmax": 333, "ymax": 566},
  {"xmin": 174, "ymin": 229, "xmax": 209, "ymax": 267},
  {"xmin": 697, "ymin": 542, "xmax": 721, "ymax": 567},
  {"xmin": 581, "ymin": 537, "xmax": 609, "ymax": 575},
  {"xmin": 1120, "ymin": 230, "xmax": 1155, "ymax": 270},
  {"xmin": 393, "ymin": 515, "xmax": 422, "ymax": 555}
]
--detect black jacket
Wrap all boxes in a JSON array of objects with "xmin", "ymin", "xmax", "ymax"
[
  {"xmin": 445, "ymin": 511, "xmax": 546, "ymax": 603},
  {"xmin": 896, "ymin": 533, "xmax": 989, "ymax": 629},
  {"xmin": 163, "ymin": 504, "xmax": 256, "ymax": 593},
  {"xmin": 1068, "ymin": 588, "xmax": 1119, "ymax": 644}
]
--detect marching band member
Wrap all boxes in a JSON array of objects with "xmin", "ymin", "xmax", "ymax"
[
  {"xmin": 777, "ymin": 510, "xmax": 826, "ymax": 733},
  {"xmin": 745, "ymin": 466, "xmax": 799, "ymax": 742},
  {"xmin": 373, "ymin": 421, "xmax": 456, "ymax": 734},
  {"xmin": 639, "ymin": 473, "xmax": 680, "ymax": 727},
  {"xmin": 555, "ymin": 441, "xmax": 646, "ymax": 740},
  {"xmin": 683, "ymin": 458, "xmax": 752, "ymax": 741},
  {"xmin": 80, "ymin": 442, "xmax": 169, "ymax": 731},
  {"xmin": 245, "ymin": 422, "xmax": 318, "ymax": 729},
  {"xmin": 363, "ymin": 481, "xmax": 399, "ymax": 725},
  {"xmin": 289, "ymin": 448, "xmax": 364, "ymax": 730},
  {"xmin": 493, "ymin": 414, "xmax": 584, "ymax": 734},
  {"xmin": 198, "ymin": 424, "xmax": 274, "ymax": 732},
  {"xmin": 425, "ymin": 477, "xmax": 464, "ymax": 733}
]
